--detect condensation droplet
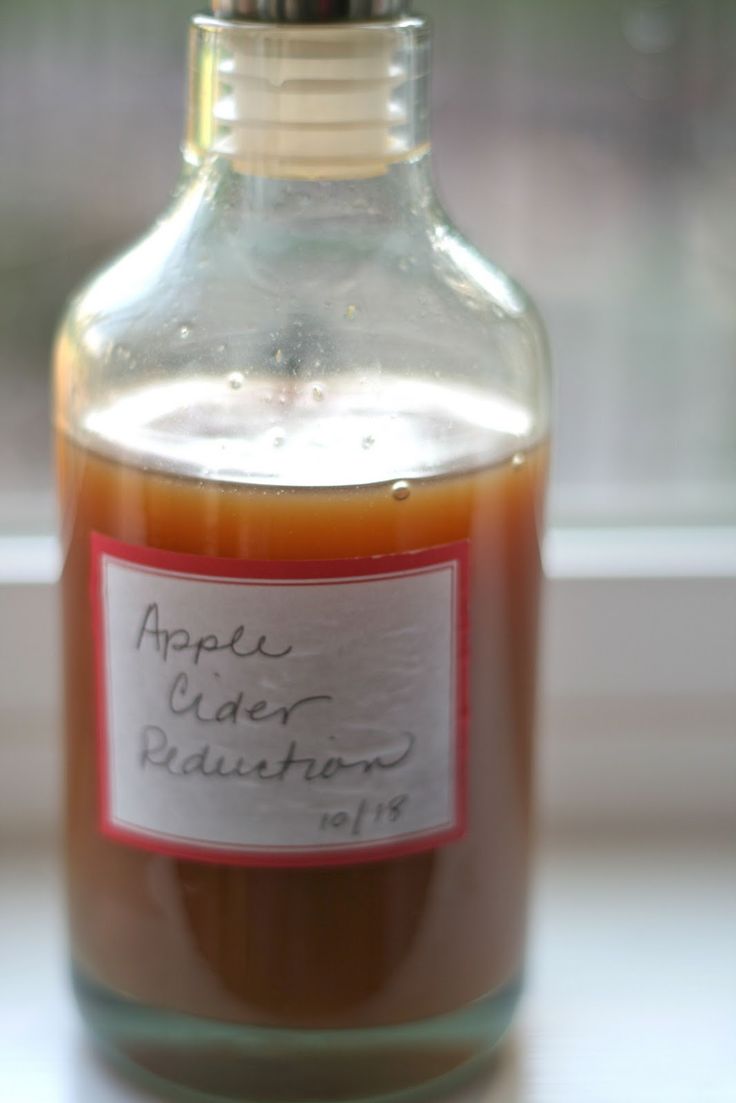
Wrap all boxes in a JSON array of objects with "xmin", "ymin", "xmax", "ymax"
[
  {"xmin": 361, "ymin": 434, "xmax": 375, "ymax": 450},
  {"xmin": 274, "ymin": 348, "xmax": 284, "ymax": 365},
  {"xmin": 312, "ymin": 383, "xmax": 325, "ymax": 402},
  {"xmin": 345, "ymin": 304, "xmax": 357, "ymax": 321},
  {"xmin": 227, "ymin": 371, "xmax": 244, "ymax": 391},
  {"xmin": 511, "ymin": 452, "xmax": 525, "ymax": 470},
  {"xmin": 215, "ymin": 343, "xmax": 227, "ymax": 356},
  {"xmin": 272, "ymin": 432, "xmax": 285, "ymax": 448},
  {"xmin": 114, "ymin": 343, "xmax": 132, "ymax": 361},
  {"xmin": 178, "ymin": 323, "xmax": 193, "ymax": 339},
  {"xmin": 392, "ymin": 480, "xmax": 411, "ymax": 501}
]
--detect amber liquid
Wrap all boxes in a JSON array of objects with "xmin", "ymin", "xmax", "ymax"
[{"xmin": 58, "ymin": 426, "xmax": 546, "ymax": 1093}]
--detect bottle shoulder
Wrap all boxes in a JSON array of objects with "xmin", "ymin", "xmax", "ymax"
[
  {"xmin": 54, "ymin": 172, "xmax": 550, "ymax": 486},
  {"xmin": 59, "ymin": 171, "xmax": 545, "ymax": 367}
]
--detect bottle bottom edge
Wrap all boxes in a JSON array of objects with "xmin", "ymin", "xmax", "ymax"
[{"xmin": 73, "ymin": 965, "xmax": 522, "ymax": 1103}]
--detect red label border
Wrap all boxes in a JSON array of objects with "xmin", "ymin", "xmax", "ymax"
[{"xmin": 90, "ymin": 533, "xmax": 470, "ymax": 868}]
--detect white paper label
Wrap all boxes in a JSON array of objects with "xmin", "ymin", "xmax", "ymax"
[{"xmin": 92, "ymin": 535, "xmax": 468, "ymax": 866}]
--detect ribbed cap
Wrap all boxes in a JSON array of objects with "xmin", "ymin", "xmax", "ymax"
[{"xmin": 187, "ymin": 13, "xmax": 429, "ymax": 179}]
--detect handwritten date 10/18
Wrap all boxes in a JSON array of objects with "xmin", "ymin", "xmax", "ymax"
[{"xmin": 319, "ymin": 794, "xmax": 409, "ymax": 839}]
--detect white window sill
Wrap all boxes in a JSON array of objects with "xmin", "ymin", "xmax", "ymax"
[
  {"xmin": 3, "ymin": 832, "xmax": 734, "ymax": 1103},
  {"xmin": 4, "ymin": 526, "xmax": 736, "ymax": 585}
]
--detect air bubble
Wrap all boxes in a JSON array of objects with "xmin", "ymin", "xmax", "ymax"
[
  {"xmin": 227, "ymin": 371, "xmax": 244, "ymax": 391},
  {"xmin": 312, "ymin": 383, "xmax": 325, "ymax": 402},
  {"xmin": 272, "ymin": 431, "xmax": 285, "ymax": 448},
  {"xmin": 511, "ymin": 452, "xmax": 525, "ymax": 470},
  {"xmin": 345, "ymin": 304, "xmax": 357, "ymax": 321},
  {"xmin": 178, "ymin": 323, "xmax": 193, "ymax": 339},
  {"xmin": 392, "ymin": 480, "xmax": 411, "ymax": 501},
  {"xmin": 215, "ymin": 343, "xmax": 227, "ymax": 356},
  {"xmin": 274, "ymin": 348, "xmax": 284, "ymax": 365}
]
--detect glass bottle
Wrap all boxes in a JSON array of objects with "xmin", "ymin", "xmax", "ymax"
[{"xmin": 54, "ymin": 1, "xmax": 551, "ymax": 1100}]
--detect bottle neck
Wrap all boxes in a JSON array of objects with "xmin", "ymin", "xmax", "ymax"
[
  {"xmin": 177, "ymin": 153, "xmax": 437, "ymax": 239},
  {"xmin": 184, "ymin": 14, "xmax": 431, "ymax": 182}
]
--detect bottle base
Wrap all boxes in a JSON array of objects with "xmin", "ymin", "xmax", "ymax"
[{"xmin": 73, "ymin": 967, "xmax": 521, "ymax": 1103}]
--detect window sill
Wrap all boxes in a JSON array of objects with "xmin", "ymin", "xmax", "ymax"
[{"xmin": 3, "ymin": 831, "xmax": 733, "ymax": 1102}]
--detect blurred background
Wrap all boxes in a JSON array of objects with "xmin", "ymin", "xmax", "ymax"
[
  {"xmin": 1, "ymin": 2, "xmax": 735, "ymax": 1101},
  {"xmin": 2, "ymin": 0, "xmax": 736, "ymax": 531}
]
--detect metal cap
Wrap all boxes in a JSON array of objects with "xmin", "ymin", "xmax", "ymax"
[{"xmin": 211, "ymin": 0, "xmax": 410, "ymax": 21}]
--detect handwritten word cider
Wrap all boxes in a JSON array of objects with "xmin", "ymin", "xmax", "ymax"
[{"xmin": 53, "ymin": 2, "xmax": 551, "ymax": 1100}]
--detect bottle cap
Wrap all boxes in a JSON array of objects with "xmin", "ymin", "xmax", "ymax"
[{"xmin": 211, "ymin": 0, "xmax": 410, "ymax": 20}]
